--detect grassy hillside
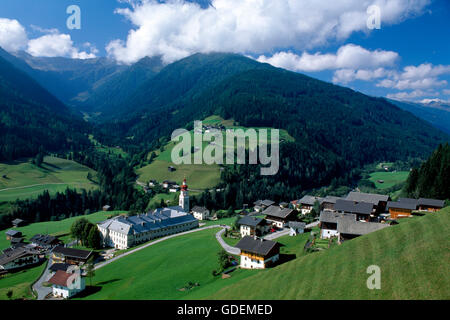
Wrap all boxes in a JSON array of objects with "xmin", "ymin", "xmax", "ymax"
[
  {"xmin": 77, "ymin": 227, "xmax": 308, "ymax": 300},
  {"xmin": 0, "ymin": 156, "xmax": 98, "ymax": 202},
  {"xmin": 0, "ymin": 210, "xmax": 122, "ymax": 251},
  {"xmin": 137, "ymin": 115, "xmax": 293, "ymax": 191},
  {"xmin": 208, "ymin": 207, "xmax": 450, "ymax": 300},
  {"xmin": 369, "ymin": 171, "xmax": 410, "ymax": 189},
  {"xmin": 0, "ymin": 262, "xmax": 46, "ymax": 300}
]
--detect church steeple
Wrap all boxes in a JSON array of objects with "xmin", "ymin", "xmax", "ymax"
[{"xmin": 179, "ymin": 178, "xmax": 189, "ymax": 212}]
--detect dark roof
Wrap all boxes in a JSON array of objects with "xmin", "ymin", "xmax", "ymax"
[
  {"xmin": 387, "ymin": 200, "xmax": 417, "ymax": 210},
  {"xmin": 48, "ymin": 270, "xmax": 73, "ymax": 287},
  {"xmin": 320, "ymin": 211, "xmax": 356, "ymax": 223},
  {"xmin": 288, "ymin": 221, "xmax": 306, "ymax": 229},
  {"xmin": 0, "ymin": 247, "xmax": 38, "ymax": 266},
  {"xmin": 235, "ymin": 236, "xmax": 279, "ymax": 256},
  {"xmin": 49, "ymin": 263, "xmax": 71, "ymax": 273},
  {"xmin": 261, "ymin": 200, "xmax": 275, "ymax": 207},
  {"xmin": 191, "ymin": 206, "xmax": 208, "ymax": 213},
  {"xmin": 5, "ymin": 230, "xmax": 22, "ymax": 237},
  {"xmin": 299, "ymin": 195, "xmax": 323, "ymax": 206},
  {"xmin": 263, "ymin": 206, "xmax": 294, "ymax": 219},
  {"xmin": 30, "ymin": 234, "xmax": 59, "ymax": 246},
  {"xmin": 418, "ymin": 198, "xmax": 445, "ymax": 208},
  {"xmin": 398, "ymin": 198, "xmax": 419, "ymax": 204},
  {"xmin": 52, "ymin": 246, "xmax": 92, "ymax": 260},
  {"xmin": 335, "ymin": 199, "xmax": 374, "ymax": 215},
  {"xmin": 322, "ymin": 196, "xmax": 341, "ymax": 204},
  {"xmin": 337, "ymin": 217, "xmax": 389, "ymax": 235},
  {"xmin": 345, "ymin": 192, "xmax": 390, "ymax": 205},
  {"xmin": 238, "ymin": 216, "xmax": 265, "ymax": 227}
]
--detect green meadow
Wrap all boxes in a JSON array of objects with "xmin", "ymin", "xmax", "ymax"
[
  {"xmin": 0, "ymin": 262, "xmax": 46, "ymax": 300},
  {"xmin": 0, "ymin": 211, "xmax": 123, "ymax": 251},
  {"xmin": 0, "ymin": 156, "xmax": 98, "ymax": 202},
  {"xmin": 208, "ymin": 207, "xmax": 450, "ymax": 300},
  {"xmin": 369, "ymin": 171, "xmax": 410, "ymax": 189}
]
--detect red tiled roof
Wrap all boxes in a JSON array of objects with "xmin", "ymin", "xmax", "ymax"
[{"xmin": 48, "ymin": 270, "xmax": 72, "ymax": 287}]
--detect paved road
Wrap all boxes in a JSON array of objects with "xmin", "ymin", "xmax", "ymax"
[
  {"xmin": 215, "ymin": 227, "xmax": 240, "ymax": 255},
  {"xmin": 33, "ymin": 258, "xmax": 53, "ymax": 300},
  {"xmin": 94, "ymin": 225, "xmax": 230, "ymax": 270}
]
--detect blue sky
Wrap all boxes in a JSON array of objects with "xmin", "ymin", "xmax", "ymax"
[{"xmin": 0, "ymin": 0, "xmax": 449, "ymax": 103}]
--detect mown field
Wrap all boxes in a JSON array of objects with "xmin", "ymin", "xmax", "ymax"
[
  {"xmin": 0, "ymin": 156, "xmax": 98, "ymax": 202},
  {"xmin": 0, "ymin": 262, "xmax": 46, "ymax": 300},
  {"xmin": 0, "ymin": 211, "xmax": 123, "ymax": 251},
  {"xmin": 77, "ymin": 226, "xmax": 308, "ymax": 300},
  {"xmin": 369, "ymin": 171, "xmax": 410, "ymax": 189},
  {"xmin": 208, "ymin": 207, "xmax": 450, "ymax": 300}
]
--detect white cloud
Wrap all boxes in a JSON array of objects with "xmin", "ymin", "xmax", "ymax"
[
  {"xmin": 27, "ymin": 33, "xmax": 96, "ymax": 59},
  {"xmin": 106, "ymin": 0, "xmax": 430, "ymax": 64},
  {"xmin": 0, "ymin": 18, "xmax": 97, "ymax": 59},
  {"xmin": 0, "ymin": 18, "xmax": 28, "ymax": 52},
  {"xmin": 257, "ymin": 44, "xmax": 398, "ymax": 74},
  {"xmin": 386, "ymin": 89, "xmax": 438, "ymax": 100},
  {"xmin": 443, "ymin": 89, "xmax": 450, "ymax": 95}
]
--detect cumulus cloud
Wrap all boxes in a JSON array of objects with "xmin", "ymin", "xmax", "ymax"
[
  {"xmin": 257, "ymin": 44, "xmax": 398, "ymax": 73},
  {"xmin": 27, "ymin": 33, "xmax": 97, "ymax": 59},
  {"xmin": 0, "ymin": 18, "xmax": 28, "ymax": 52},
  {"xmin": 0, "ymin": 18, "xmax": 96, "ymax": 59},
  {"xmin": 106, "ymin": 0, "xmax": 430, "ymax": 64}
]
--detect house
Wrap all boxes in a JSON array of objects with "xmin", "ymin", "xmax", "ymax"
[
  {"xmin": 98, "ymin": 206, "xmax": 198, "ymax": 250},
  {"xmin": 235, "ymin": 236, "xmax": 280, "ymax": 269},
  {"xmin": 237, "ymin": 216, "xmax": 268, "ymax": 237},
  {"xmin": 253, "ymin": 200, "xmax": 275, "ymax": 212},
  {"xmin": 102, "ymin": 205, "xmax": 111, "ymax": 211},
  {"xmin": 334, "ymin": 199, "xmax": 374, "ymax": 221},
  {"xmin": 169, "ymin": 185, "xmax": 180, "ymax": 193},
  {"xmin": 319, "ymin": 211, "xmax": 343, "ymax": 239},
  {"xmin": 263, "ymin": 205, "xmax": 296, "ymax": 228},
  {"xmin": 10, "ymin": 237, "xmax": 24, "ymax": 249},
  {"xmin": 12, "ymin": 218, "xmax": 25, "ymax": 227},
  {"xmin": 0, "ymin": 247, "xmax": 40, "ymax": 271},
  {"xmin": 48, "ymin": 267, "xmax": 85, "ymax": 299},
  {"xmin": 320, "ymin": 196, "xmax": 341, "ymax": 211},
  {"xmin": 30, "ymin": 234, "xmax": 61, "ymax": 249},
  {"xmin": 52, "ymin": 246, "xmax": 93, "ymax": 265},
  {"xmin": 162, "ymin": 180, "xmax": 177, "ymax": 188},
  {"xmin": 191, "ymin": 206, "xmax": 210, "ymax": 220},
  {"xmin": 288, "ymin": 221, "xmax": 306, "ymax": 236},
  {"xmin": 417, "ymin": 198, "xmax": 445, "ymax": 212},
  {"xmin": 148, "ymin": 180, "xmax": 157, "ymax": 187},
  {"xmin": 345, "ymin": 192, "xmax": 390, "ymax": 214},
  {"xmin": 387, "ymin": 199, "xmax": 418, "ymax": 219},
  {"xmin": 337, "ymin": 215, "xmax": 389, "ymax": 242},
  {"xmin": 279, "ymin": 202, "xmax": 289, "ymax": 208},
  {"xmin": 5, "ymin": 230, "xmax": 22, "ymax": 240},
  {"xmin": 49, "ymin": 263, "xmax": 72, "ymax": 275},
  {"xmin": 298, "ymin": 195, "xmax": 324, "ymax": 215}
]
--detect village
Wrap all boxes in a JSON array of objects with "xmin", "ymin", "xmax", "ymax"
[{"xmin": 0, "ymin": 177, "xmax": 446, "ymax": 299}]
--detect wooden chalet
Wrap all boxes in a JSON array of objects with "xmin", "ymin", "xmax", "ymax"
[
  {"xmin": 387, "ymin": 198, "xmax": 418, "ymax": 219},
  {"xmin": 235, "ymin": 236, "xmax": 280, "ymax": 269},
  {"xmin": 334, "ymin": 199, "xmax": 374, "ymax": 221},
  {"xmin": 345, "ymin": 192, "xmax": 390, "ymax": 214},
  {"xmin": 262, "ymin": 205, "xmax": 296, "ymax": 228},
  {"xmin": 52, "ymin": 246, "xmax": 93, "ymax": 265},
  {"xmin": 417, "ymin": 198, "xmax": 445, "ymax": 212}
]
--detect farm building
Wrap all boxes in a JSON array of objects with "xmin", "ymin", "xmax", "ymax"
[
  {"xmin": 5, "ymin": 230, "xmax": 22, "ymax": 240},
  {"xmin": 417, "ymin": 198, "xmax": 445, "ymax": 212},
  {"xmin": 49, "ymin": 267, "xmax": 85, "ymax": 299},
  {"xmin": 235, "ymin": 236, "xmax": 280, "ymax": 269},
  {"xmin": 191, "ymin": 206, "xmax": 210, "ymax": 220},
  {"xmin": 387, "ymin": 199, "xmax": 418, "ymax": 219},
  {"xmin": 30, "ymin": 234, "xmax": 61, "ymax": 249},
  {"xmin": 297, "ymin": 195, "xmax": 323, "ymax": 215},
  {"xmin": 334, "ymin": 199, "xmax": 374, "ymax": 221},
  {"xmin": 237, "ymin": 216, "xmax": 268, "ymax": 237},
  {"xmin": 0, "ymin": 247, "xmax": 40, "ymax": 271},
  {"xmin": 52, "ymin": 246, "xmax": 93, "ymax": 265},
  {"xmin": 345, "ymin": 192, "xmax": 390, "ymax": 214},
  {"xmin": 263, "ymin": 205, "xmax": 296, "ymax": 228},
  {"xmin": 12, "ymin": 219, "xmax": 25, "ymax": 227}
]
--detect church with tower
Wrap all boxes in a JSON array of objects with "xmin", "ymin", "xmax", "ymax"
[{"xmin": 179, "ymin": 178, "xmax": 189, "ymax": 212}]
